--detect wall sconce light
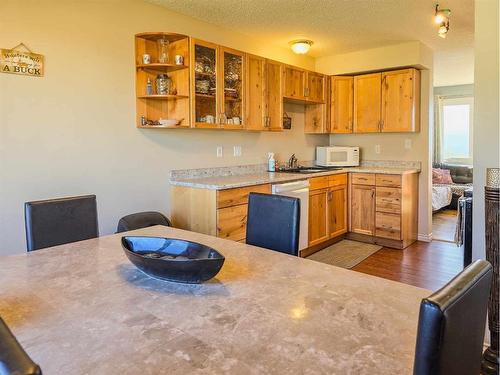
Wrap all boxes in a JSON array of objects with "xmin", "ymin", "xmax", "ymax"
[
  {"xmin": 435, "ymin": 4, "xmax": 451, "ymax": 38},
  {"xmin": 289, "ymin": 40, "xmax": 313, "ymax": 55}
]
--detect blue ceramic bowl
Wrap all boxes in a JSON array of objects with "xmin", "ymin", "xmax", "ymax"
[{"xmin": 121, "ymin": 236, "xmax": 225, "ymax": 284}]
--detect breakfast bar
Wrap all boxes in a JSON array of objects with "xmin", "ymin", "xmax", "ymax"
[{"xmin": 0, "ymin": 226, "xmax": 429, "ymax": 374}]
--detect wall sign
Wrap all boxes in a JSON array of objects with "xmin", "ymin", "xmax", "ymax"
[{"xmin": 0, "ymin": 43, "xmax": 44, "ymax": 77}]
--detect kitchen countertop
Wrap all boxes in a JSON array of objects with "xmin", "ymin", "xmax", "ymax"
[
  {"xmin": 0, "ymin": 226, "xmax": 429, "ymax": 374},
  {"xmin": 170, "ymin": 166, "xmax": 420, "ymax": 190}
]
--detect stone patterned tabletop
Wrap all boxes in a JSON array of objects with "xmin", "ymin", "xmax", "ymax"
[{"xmin": 0, "ymin": 226, "xmax": 429, "ymax": 374}]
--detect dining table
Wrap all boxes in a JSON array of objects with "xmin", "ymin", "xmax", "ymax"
[{"xmin": 0, "ymin": 225, "xmax": 430, "ymax": 374}]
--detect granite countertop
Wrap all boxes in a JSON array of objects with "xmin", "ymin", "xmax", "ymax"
[
  {"xmin": 170, "ymin": 165, "xmax": 421, "ymax": 190},
  {"xmin": 0, "ymin": 226, "xmax": 428, "ymax": 374}
]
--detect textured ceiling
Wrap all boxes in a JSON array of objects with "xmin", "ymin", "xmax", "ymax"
[{"xmin": 147, "ymin": 0, "xmax": 474, "ymax": 58}]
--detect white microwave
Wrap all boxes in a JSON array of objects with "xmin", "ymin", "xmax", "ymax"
[{"xmin": 316, "ymin": 146, "xmax": 360, "ymax": 167}]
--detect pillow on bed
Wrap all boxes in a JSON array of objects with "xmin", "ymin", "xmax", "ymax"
[
  {"xmin": 440, "ymin": 169, "xmax": 453, "ymax": 184},
  {"xmin": 433, "ymin": 168, "xmax": 453, "ymax": 184},
  {"xmin": 432, "ymin": 168, "xmax": 443, "ymax": 183}
]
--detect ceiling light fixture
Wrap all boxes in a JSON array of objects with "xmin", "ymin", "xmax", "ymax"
[
  {"xmin": 434, "ymin": 4, "xmax": 451, "ymax": 38},
  {"xmin": 290, "ymin": 40, "xmax": 313, "ymax": 55}
]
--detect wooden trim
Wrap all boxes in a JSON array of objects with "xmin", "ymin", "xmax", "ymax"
[{"xmin": 346, "ymin": 232, "xmax": 406, "ymax": 250}]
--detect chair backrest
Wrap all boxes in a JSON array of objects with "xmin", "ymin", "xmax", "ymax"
[
  {"xmin": 0, "ymin": 317, "xmax": 42, "ymax": 375},
  {"xmin": 116, "ymin": 211, "xmax": 171, "ymax": 233},
  {"xmin": 24, "ymin": 195, "xmax": 98, "ymax": 251},
  {"xmin": 246, "ymin": 193, "xmax": 300, "ymax": 256},
  {"xmin": 413, "ymin": 259, "xmax": 492, "ymax": 375}
]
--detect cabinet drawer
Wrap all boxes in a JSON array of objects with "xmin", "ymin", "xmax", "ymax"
[
  {"xmin": 217, "ymin": 184, "xmax": 270, "ymax": 209},
  {"xmin": 310, "ymin": 176, "xmax": 330, "ymax": 190},
  {"xmin": 329, "ymin": 173, "xmax": 347, "ymax": 187},
  {"xmin": 375, "ymin": 212, "xmax": 401, "ymax": 240},
  {"xmin": 217, "ymin": 205, "xmax": 247, "ymax": 241},
  {"xmin": 376, "ymin": 187, "xmax": 401, "ymax": 214},
  {"xmin": 376, "ymin": 174, "xmax": 401, "ymax": 187},
  {"xmin": 351, "ymin": 173, "xmax": 375, "ymax": 185}
]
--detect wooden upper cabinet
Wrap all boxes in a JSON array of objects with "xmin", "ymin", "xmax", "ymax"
[
  {"xmin": 305, "ymin": 103, "xmax": 327, "ymax": 133},
  {"xmin": 353, "ymin": 73, "xmax": 382, "ymax": 133},
  {"xmin": 191, "ymin": 39, "xmax": 219, "ymax": 128},
  {"xmin": 219, "ymin": 46, "xmax": 245, "ymax": 129},
  {"xmin": 381, "ymin": 68, "xmax": 420, "ymax": 132},
  {"xmin": 306, "ymin": 72, "xmax": 326, "ymax": 103},
  {"xmin": 330, "ymin": 76, "xmax": 354, "ymax": 133},
  {"xmin": 245, "ymin": 57, "xmax": 283, "ymax": 131},
  {"xmin": 245, "ymin": 54, "xmax": 266, "ymax": 130},
  {"xmin": 283, "ymin": 66, "xmax": 307, "ymax": 100},
  {"xmin": 266, "ymin": 60, "xmax": 284, "ymax": 131}
]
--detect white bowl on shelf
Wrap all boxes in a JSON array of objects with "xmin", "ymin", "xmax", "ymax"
[{"xmin": 159, "ymin": 119, "xmax": 180, "ymax": 127}]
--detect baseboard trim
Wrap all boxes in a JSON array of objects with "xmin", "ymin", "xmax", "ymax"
[{"xmin": 418, "ymin": 233, "xmax": 433, "ymax": 242}]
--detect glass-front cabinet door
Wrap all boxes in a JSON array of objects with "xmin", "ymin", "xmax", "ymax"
[
  {"xmin": 191, "ymin": 39, "xmax": 219, "ymax": 128},
  {"xmin": 219, "ymin": 47, "xmax": 245, "ymax": 129}
]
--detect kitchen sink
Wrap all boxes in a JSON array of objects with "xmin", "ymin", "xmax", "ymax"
[{"xmin": 277, "ymin": 167, "xmax": 342, "ymax": 174}]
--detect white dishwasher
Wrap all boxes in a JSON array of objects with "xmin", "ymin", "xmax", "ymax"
[{"xmin": 272, "ymin": 180, "xmax": 309, "ymax": 251}]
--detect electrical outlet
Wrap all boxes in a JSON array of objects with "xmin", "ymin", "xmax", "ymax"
[
  {"xmin": 233, "ymin": 146, "xmax": 242, "ymax": 157},
  {"xmin": 216, "ymin": 146, "xmax": 223, "ymax": 158},
  {"xmin": 375, "ymin": 145, "xmax": 381, "ymax": 154},
  {"xmin": 404, "ymin": 139, "xmax": 412, "ymax": 150}
]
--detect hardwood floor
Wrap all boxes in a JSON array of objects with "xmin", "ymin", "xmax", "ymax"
[
  {"xmin": 432, "ymin": 209, "xmax": 458, "ymax": 242},
  {"xmin": 352, "ymin": 240, "xmax": 464, "ymax": 291}
]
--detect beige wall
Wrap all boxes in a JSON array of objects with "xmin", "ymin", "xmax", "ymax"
[
  {"xmin": 472, "ymin": 0, "xmax": 499, "ymax": 260},
  {"xmin": 316, "ymin": 43, "xmax": 434, "ymax": 239},
  {"xmin": 0, "ymin": 0, "xmax": 327, "ymax": 254}
]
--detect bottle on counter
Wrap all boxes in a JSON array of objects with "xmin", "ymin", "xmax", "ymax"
[{"xmin": 268, "ymin": 152, "xmax": 276, "ymax": 172}]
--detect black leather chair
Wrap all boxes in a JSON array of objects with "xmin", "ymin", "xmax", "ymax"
[
  {"xmin": 0, "ymin": 317, "xmax": 42, "ymax": 375},
  {"xmin": 24, "ymin": 195, "xmax": 98, "ymax": 252},
  {"xmin": 246, "ymin": 193, "xmax": 300, "ymax": 256},
  {"xmin": 116, "ymin": 211, "xmax": 172, "ymax": 233},
  {"xmin": 413, "ymin": 259, "xmax": 492, "ymax": 375}
]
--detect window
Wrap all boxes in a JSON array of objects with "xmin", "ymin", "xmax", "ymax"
[{"xmin": 439, "ymin": 96, "xmax": 474, "ymax": 165}]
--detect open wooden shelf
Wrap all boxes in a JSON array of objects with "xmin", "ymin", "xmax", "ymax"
[
  {"xmin": 138, "ymin": 124, "xmax": 187, "ymax": 129},
  {"xmin": 135, "ymin": 32, "xmax": 191, "ymax": 128},
  {"xmin": 137, "ymin": 63, "xmax": 188, "ymax": 72},
  {"xmin": 195, "ymin": 93, "xmax": 216, "ymax": 99},
  {"xmin": 137, "ymin": 94, "xmax": 189, "ymax": 100},
  {"xmin": 135, "ymin": 32, "xmax": 188, "ymax": 43}
]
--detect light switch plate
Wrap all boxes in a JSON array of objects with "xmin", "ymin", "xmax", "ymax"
[
  {"xmin": 216, "ymin": 146, "xmax": 223, "ymax": 158},
  {"xmin": 375, "ymin": 145, "xmax": 381, "ymax": 154},
  {"xmin": 404, "ymin": 139, "xmax": 412, "ymax": 149}
]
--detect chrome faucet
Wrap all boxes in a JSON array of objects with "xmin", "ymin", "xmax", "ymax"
[{"xmin": 288, "ymin": 154, "xmax": 298, "ymax": 169}]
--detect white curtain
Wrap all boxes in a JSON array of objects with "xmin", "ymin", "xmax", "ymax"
[{"xmin": 433, "ymin": 95, "xmax": 444, "ymax": 165}]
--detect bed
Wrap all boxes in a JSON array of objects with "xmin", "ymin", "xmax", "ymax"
[{"xmin": 432, "ymin": 184, "xmax": 453, "ymax": 212}]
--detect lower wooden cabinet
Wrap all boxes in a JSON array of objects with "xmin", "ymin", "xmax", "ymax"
[
  {"xmin": 350, "ymin": 184, "xmax": 375, "ymax": 235},
  {"xmin": 348, "ymin": 172, "xmax": 418, "ymax": 249},
  {"xmin": 171, "ymin": 171, "xmax": 417, "ymax": 251},
  {"xmin": 171, "ymin": 183, "xmax": 271, "ymax": 243},
  {"xmin": 308, "ymin": 188, "xmax": 329, "ymax": 246},
  {"xmin": 308, "ymin": 174, "xmax": 348, "ymax": 247},
  {"xmin": 328, "ymin": 185, "xmax": 348, "ymax": 238},
  {"xmin": 217, "ymin": 204, "xmax": 247, "ymax": 241}
]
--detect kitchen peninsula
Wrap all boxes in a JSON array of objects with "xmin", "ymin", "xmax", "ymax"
[
  {"xmin": 170, "ymin": 161, "xmax": 420, "ymax": 253},
  {"xmin": 0, "ymin": 226, "xmax": 429, "ymax": 374}
]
